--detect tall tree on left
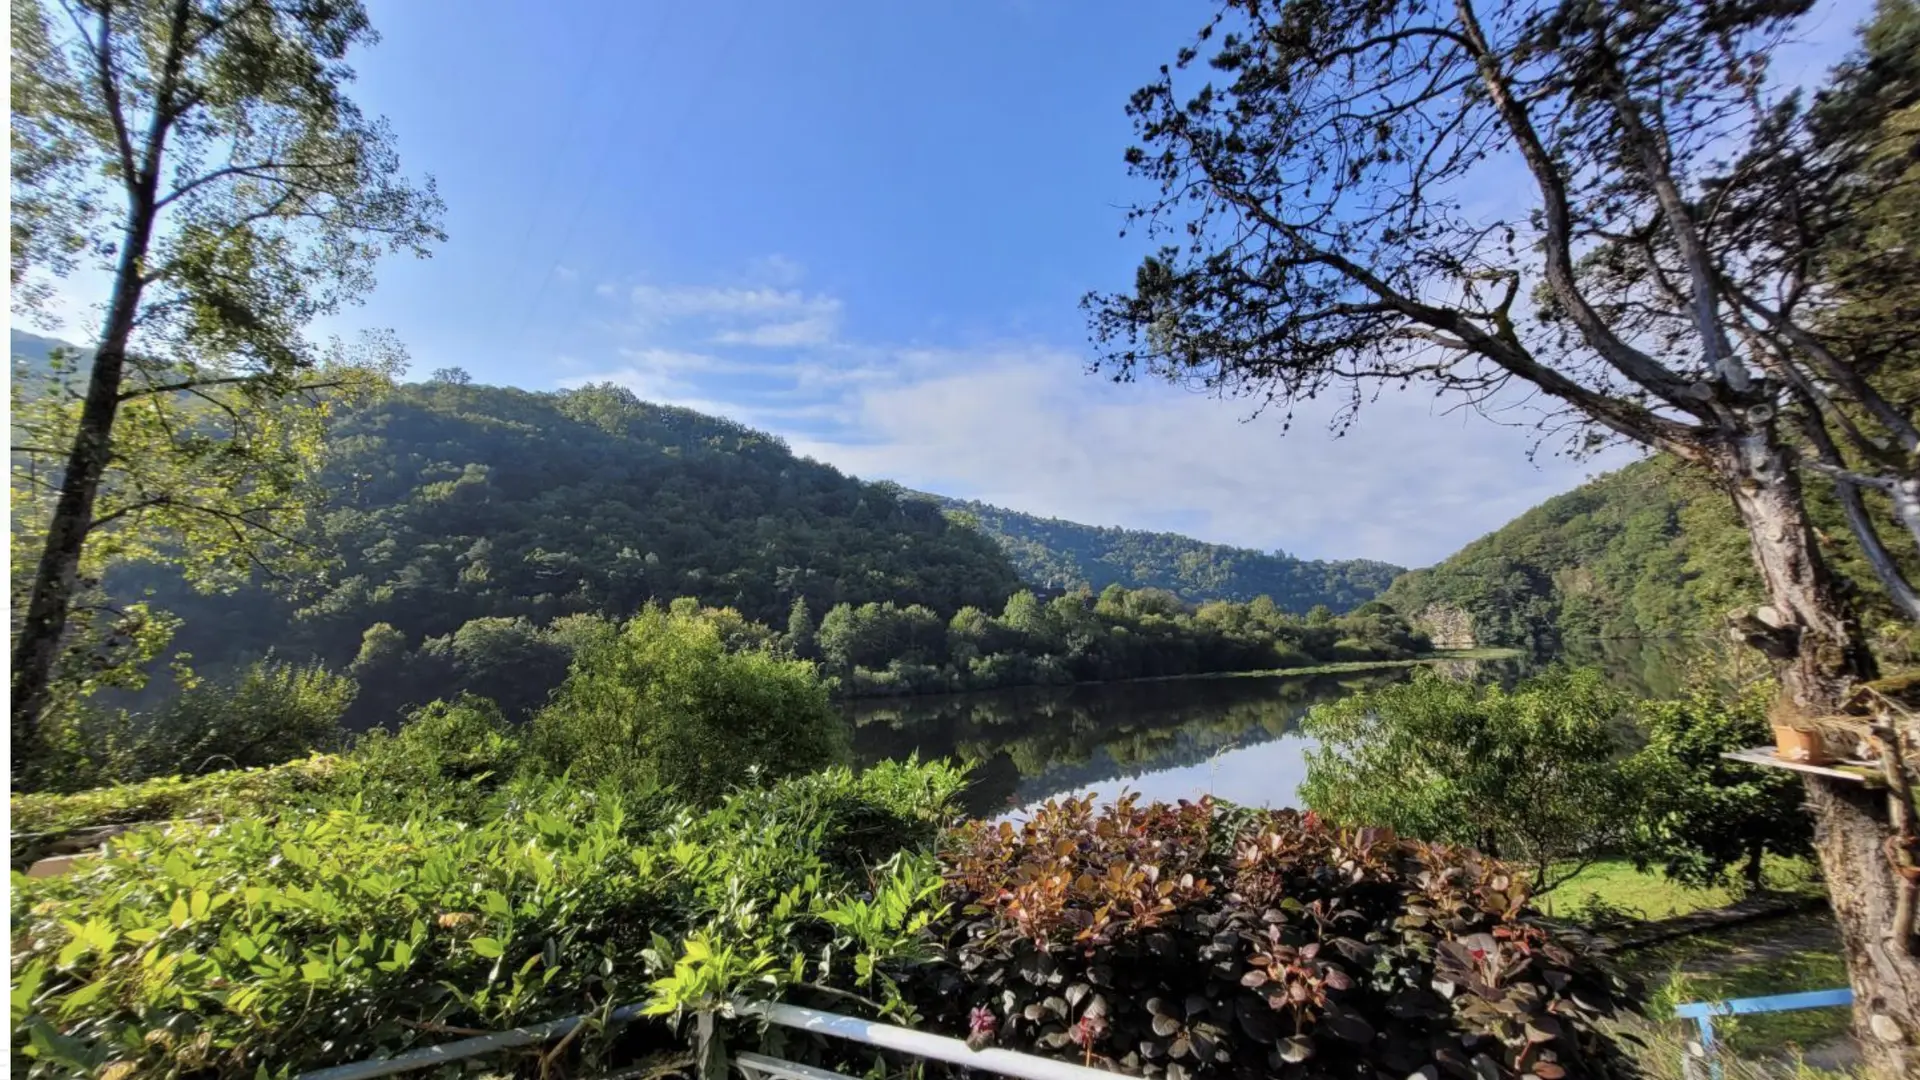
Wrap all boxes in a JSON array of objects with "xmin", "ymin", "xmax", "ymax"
[{"xmin": 9, "ymin": 0, "xmax": 445, "ymax": 766}]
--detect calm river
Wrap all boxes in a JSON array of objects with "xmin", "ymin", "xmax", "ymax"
[
  {"xmin": 847, "ymin": 657, "xmax": 1523, "ymax": 819},
  {"xmin": 846, "ymin": 640, "xmax": 1691, "ymax": 819}
]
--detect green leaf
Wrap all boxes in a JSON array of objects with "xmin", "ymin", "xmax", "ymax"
[{"xmin": 471, "ymin": 938, "xmax": 505, "ymax": 959}]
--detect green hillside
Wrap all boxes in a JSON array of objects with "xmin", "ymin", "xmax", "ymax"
[
  {"xmin": 1382, "ymin": 455, "xmax": 1914, "ymax": 653},
  {"xmin": 119, "ymin": 378, "xmax": 1025, "ymax": 680},
  {"xmin": 923, "ymin": 494, "xmax": 1403, "ymax": 613}
]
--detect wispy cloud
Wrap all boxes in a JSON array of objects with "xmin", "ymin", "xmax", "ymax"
[
  {"xmin": 608, "ymin": 279, "xmax": 846, "ymax": 349},
  {"xmin": 561, "ymin": 262, "xmax": 1635, "ymax": 567},
  {"xmin": 747, "ymin": 253, "xmax": 806, "ymax": 286},
  {"xmin": 714, "ymin": 314, "xmax": 839, "ymax": 348},
  {"xmin": 628, "ymin": 284, "xmax": 839, "ymax": 321},
  {"xmin": 784, "ymin": 348, "xmax": 1636, "ymax": 566}
]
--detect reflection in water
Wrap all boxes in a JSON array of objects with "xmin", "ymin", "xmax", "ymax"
[
  {"xmin": 1551, "ymin": 637, "xmax": 1705, "ymax": 699},
  {"xmin": 848, "ymin": 669, "xmax": 1444, "ymax": 818},
  {"xmin": 847, "ymin": 645, "xmax": 1689, "ymax": 820}
]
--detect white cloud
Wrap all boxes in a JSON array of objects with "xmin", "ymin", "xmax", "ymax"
[
  {"xmin": 714, "ymin": 314, "xmax": 839, "ymax": 348},
  {"xmin": 615, "ymin": 346, "xmax": 735, "ymax": 372},
  {"xmin": 627, "ymin": 284, "xmax": 839, "ymax": 322},
  {"xmin": 747, "ymin": 254, "xmax": 806, "ymax": 286},
  {"xmin": 611, "ymin": 282, "xmax": 845, "ymax": 349},
  {"xmin": 553, "ymin": 264, "xmax": 579, "ymax": 282},
  {"xmin": 786, "ymin": 347, "xmax": 1639, "ymax": 567}
]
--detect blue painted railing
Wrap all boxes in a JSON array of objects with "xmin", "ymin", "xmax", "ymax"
[{"xmin": 1671, "ymin": 988, "xmax": 1852, "ymax": 1077}]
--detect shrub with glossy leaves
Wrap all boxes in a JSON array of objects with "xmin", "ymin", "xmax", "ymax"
[
  {"xmin": 10, "ymin": 763, "xmax": 963, "ymax": 1079},
  {"xmin": 907, "ymin": 794, "xmax": 1641, "ymax": 1080}
]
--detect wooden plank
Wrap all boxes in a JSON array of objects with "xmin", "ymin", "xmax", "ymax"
[{"xmin": 1722, "ymin": 747, "xmax": 1884, "ymax": 787}]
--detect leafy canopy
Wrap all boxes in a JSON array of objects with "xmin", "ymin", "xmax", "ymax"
[
  {"xmin": 1300, "ymin": 668, "xmax": 1636, "ymax": 891},
  {"xmin": 530, "ymin": 603, "xmax": 851, "ymax": 804}
]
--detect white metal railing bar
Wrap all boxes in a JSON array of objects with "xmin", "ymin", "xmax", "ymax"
[
  {"xmin": 294, "ymin": 999, "xmax": 1125, "ymax": 1080},
  {"xmin": 744, "ymin": 1001, "xmax": 1121, "ymax": 1080},
  {"xmin": 733, "ymin": 1051, "xmax": 865, "ymax": 1080},
  {"xmin": 294, "ymin": 1002, "xmax": 651, "ymax": 1080}
]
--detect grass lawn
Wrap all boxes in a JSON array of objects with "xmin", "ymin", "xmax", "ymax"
[
  {"xmin": 1532, "ymin": 858, "xmax": 1854, "ymax": 1071},
  {"xmin": 1536, "ymin": 856, "xmax": 1824, "ymax": 922},
  {"xmin": 1633, "ymin": 920, "xmax": 1854, "ymax": 1065}
]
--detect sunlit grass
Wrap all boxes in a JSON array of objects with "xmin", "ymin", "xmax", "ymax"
[
  {"xmin": 1636, "ymin": 925, "xmax": 1854, "ymax": 1064},
  {"xmin": 1537, "ymin": 856, "xmax": 1824, "ymax": 922},
  {"xmin": 1530, "ymin": 858, "xmax": 1853, "ymax": 1068}
]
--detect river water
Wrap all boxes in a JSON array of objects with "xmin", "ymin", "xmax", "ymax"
[
  {"xmin": 846, "ymin": 642, "xmax": 1692, "ymax": 819},
  {"xmin": 843, "ymin": 659, "xmax": 1510, "ymax": 819}
]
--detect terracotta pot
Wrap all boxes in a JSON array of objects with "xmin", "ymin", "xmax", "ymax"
[{"xmin": 1772, "ymin": 724, "xmax": 1830, "ymax": 766}]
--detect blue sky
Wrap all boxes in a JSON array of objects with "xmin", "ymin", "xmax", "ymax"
[{"xmin": 30, "ymin": 0, "xmax": 1881, "ymax": 567}]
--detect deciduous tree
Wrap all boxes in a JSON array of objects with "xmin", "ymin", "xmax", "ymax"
[
  {"xmin": 10, "ymin": 0, "xmax": 445, "ymax": 759},
  {"xmin": 1088, "ymin": 0, "xmax": 1919, "ymax": 1060}
]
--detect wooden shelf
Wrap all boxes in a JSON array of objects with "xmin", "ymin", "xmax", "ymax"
[{"xmin": 1723, "ymin": 747, "xmax": 1884, "ymax": 787}]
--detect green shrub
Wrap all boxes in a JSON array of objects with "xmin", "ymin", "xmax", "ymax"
[
  {"xmin": 337, "ymin": 695, "xmax": 523, "ymax": 821},
  {"xmin": 529, "ymin": 604, "xmax": 849, "ymax": 804},
  {"xmin": 1328, "ymin": 637, "xmax": 1378, "ymax": 663},
  {"xmin": 10, "ymin": 757, "xmax": 343, "ymax": 866},
  {"xmin": 33, "ymin": 660, "xmax": 356, "ymax": 792},
  {"xmin": 1300, "ymin": 668, "xmax": 1637, "ymax": 891},
  {"xmin": 11, "ymin": 764, "xmax": 961, "ymax": 1079},
  {"xmin": 1628, "ymin": 676, "xmax": 1812, "ymax": 892}
]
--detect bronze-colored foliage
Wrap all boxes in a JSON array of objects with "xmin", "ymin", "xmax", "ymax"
[{"xmin": 919, "ymin": 796, "xmax": 1640, "ymax": 1079}]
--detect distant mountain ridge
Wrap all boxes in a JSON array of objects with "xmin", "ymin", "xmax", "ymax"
[
  {"xmin": 10, "ymin": 328, "xmax": 79, "ymax": 375},
  {"xmin": 917, "ymin": 493, "xmax": 1404, "ymax": 614},
  {"xmin": 12, "ymin": 331, "xmax": 1403, "ymax": 636}
]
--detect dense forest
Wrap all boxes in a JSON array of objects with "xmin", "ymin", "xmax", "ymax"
[
  {"xmin": 927, "ymin": 493, "xmax": 1402, "ymax": 609},
  {"xmin": 90, "ymin": 375, "xmax": 1016, "ymax": 709},
  {"xmin": 1383, "ymin": 455, "xmax": 1920, "ymax": 657},
  {"xmin": 801, "ymin": 584, "xmax": 1430, "ymax": 697}
]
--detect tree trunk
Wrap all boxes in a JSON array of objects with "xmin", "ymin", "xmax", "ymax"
[
  {"xmin": 1717, "ymin": 424, "xmax": 1920, "ymax": 1076},
  {"xmin": 9, "ymin": 206, "xmax": 152, "ymax": 772},
  {"xmin": 1807, "ymin": 777, "xmax": 1920, "ymax": 1075},
  {"xmin": 1744, "ymin": 842, "xmax": 1765, "ymax": 894}
]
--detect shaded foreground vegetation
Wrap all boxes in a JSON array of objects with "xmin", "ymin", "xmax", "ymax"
[
  {"xmin": 12, "ymin": 620, "xmax": 1839, "ymax": 1079},
  {"xmin": 11, "ymin": 743, "xmax": 1646, "ymax": 1079}
]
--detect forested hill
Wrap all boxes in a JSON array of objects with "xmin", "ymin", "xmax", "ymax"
[
  {"xmin": 1380, "ymin": 455, "xmax": 1915, "ymax": 653},
  {"xmin": 131, "ymin": 378, "xmax": 1024, "ymax": 676},
  {"xmin": 922, "ymin": 495, "xmax": 1403, "ymax": 613},
  {"xmin": 10, "ymin": 328, "xmax": 74, "ymax": 375}
]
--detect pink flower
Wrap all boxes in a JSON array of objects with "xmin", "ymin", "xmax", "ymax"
[{"xmin": 967, "ymin": 1006, "xmax": 998, "ymax": 1050}]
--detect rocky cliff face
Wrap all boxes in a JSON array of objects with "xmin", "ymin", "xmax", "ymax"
[{"xmin": 1414, "ymin": 604, "xmax": 1477, "ymax": 649}]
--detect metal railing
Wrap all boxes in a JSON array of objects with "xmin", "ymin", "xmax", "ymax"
[
  {"xmin": 1671, "ymin": 987, "xmax": 1852, "ymax": 1080},
  {"xmin": 295, "ymin": 999, "xmax": 1120, "ymax": 1080}
]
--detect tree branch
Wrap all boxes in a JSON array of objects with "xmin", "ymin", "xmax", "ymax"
[
  {"xmin": 1453, "ymin": 0, "xmax": 1704, "ymax": 415},
  {"xmin": 155, "ymin": 156, "xmax": 361, "ymax": 212}
]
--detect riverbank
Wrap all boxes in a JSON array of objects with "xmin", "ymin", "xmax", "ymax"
[
  {"xmin": 835, "ymin": 646, "xmax": 1524, "ymax": 702},
  {"xmin": 1104, "ymin": 646, "xmax": 1526, "ymax": 685}
]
